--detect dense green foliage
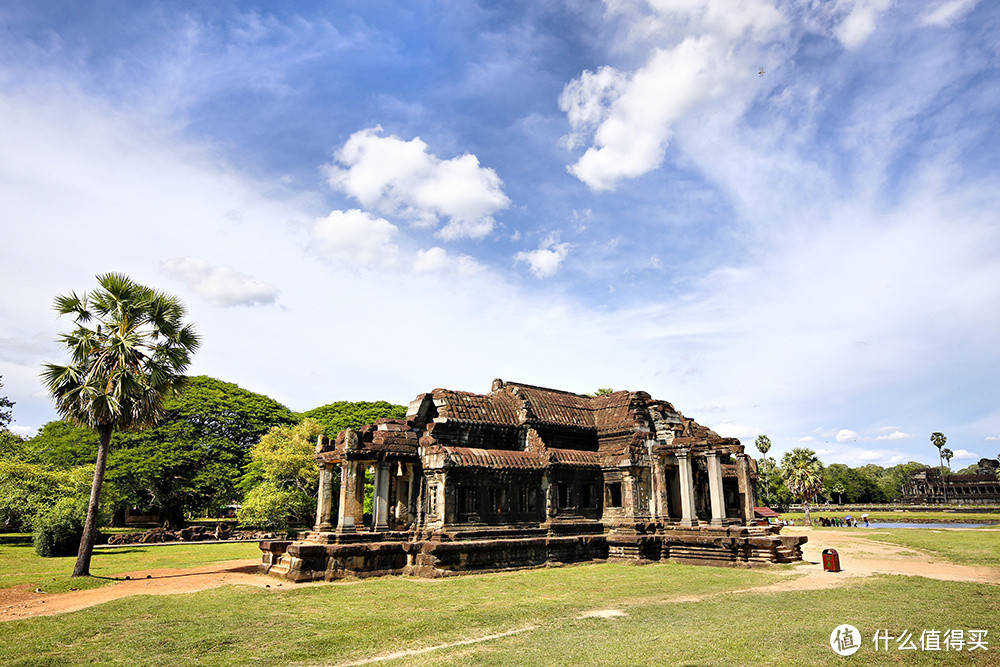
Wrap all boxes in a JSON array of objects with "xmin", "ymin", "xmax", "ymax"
[
  {"xmin": 0, "ymin": 461, "xmax": 97, "ymax": 532},
  {"xmin": 7, "ymin": 386, "xmax": 403, "ymax": 532},
  {"xmin": 237, "ymin": 480, "xmax": 311, "ymax": 529},
  {"xmin": 23, "ymin": 421, "xmax": 99, "ymax": 468},
  {"xmin": 237, "ymin": 419, "xmax": 325, "ymax": 528},
  {"xmin": 105, "ymin": 376, "xmax": 297, "ymax": 525},
  {"xmin": 32, "ymin": 498, "xmax": 86, "ymax": 557},
  {"xmin": 299, "ymin": 401, "xmax": 406, "ymax": 436},
  {"xmin": 0, "ymin": 375, "xmax": 13, "ymax": 430},
  {"xmin": 250, "ymin": 418, "xmax": 324, "ymax": 495}
]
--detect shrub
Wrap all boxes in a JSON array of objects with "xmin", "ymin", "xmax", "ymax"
[
  {"xmin": 238, "ymin": 481, "xmax": 312, "ymax": 530},
  {"xmin": 33, "ymin": 498, "xmax": 86, "ymax": 557}
]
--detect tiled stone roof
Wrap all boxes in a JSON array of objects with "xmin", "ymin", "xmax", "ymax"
[
  {"xmin": 437, "ymin": 447, "xmax": 545, "ymax": 470},
  {"xmin": 331, "ymin": 379, "xmax": 741, "ymax": 461},
  {"xmin": 429, "ymin": 446, "xmax": 601, "ymax": 470},
  {"xmin": 431, "ymin": 389, "xmax": 518, "ymax": 424}
]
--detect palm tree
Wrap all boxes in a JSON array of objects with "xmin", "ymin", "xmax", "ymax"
[
  {"xmin": 41, "ymin": 273, "xmax": 199, "ymax": 577},
  {"xmin": 832, "ymin": 484, "xmax": 846, "ymax": 505},
  {"xmin": 931, "ymin": 432, "xmax": 948, "ymax": 503},
  {"xmin": 941, "ymin": 447, "xmax": 954, "ymax": 504},
  {"xmin": 755, "ymin": 435, "xmax": 772, "ymax": 506},
  {"xmin": 782, "ymin": 448, "xmax": 824, "ymax": 526}
]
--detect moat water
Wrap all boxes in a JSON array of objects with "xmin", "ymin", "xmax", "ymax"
[{"xmin": 861, "ymin": 522, "xmax": 994, "ymax": 529}]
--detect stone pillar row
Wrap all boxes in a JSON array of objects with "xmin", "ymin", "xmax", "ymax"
[
  {"xmin": 676, "ymin": 449, "xmax": 698, "ymax": 527},
  {"xmin": 705, "ymin": 451, "xmax": 726, "ymax": 527}
]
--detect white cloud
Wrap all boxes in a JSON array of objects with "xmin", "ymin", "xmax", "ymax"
[
  {"xmin": 160, "ymin": 257, "xmax": 279, "ymax": 307},
  {"xmin": 710, "ymin": 421, "xmax": 757, "ymax": 438},
  {"xmin": 875, "ymin": 430, "xmax": 912, "ymax": 441},
  {"xmin": 951, "ymin": 449, "xmax": 977, "ymax": 459},
  {"xmin": 326, "ymin": 126, "xmax": 509, "ymax": 239},
  {"xmin": 560, "ymin": 0, "xmax": 784, "ymax": 190},
  {"xmin": 920, "ymin": 0, "xmax": 979, "ymax": 27},
  {"xmin": 798, "ymin": 436, "xmax": 816, "ymax": 443},
  {"xmin": 836, "ymin": 429, "xmax": 860, "ymax": 443},
  {"xmin": 987, "ymin": 436, "xmax": 1000, "ymax": 441},
  {"xmin": 413, "ymin": 247, "xmax": 484, "ymax": 275},
  {"xmin": 308, "ymin": 209, "xmax": 399, "ymax": 268},
  {"xmin": 8, "ymin": 423, "xmax": 36, "ymax": 438},
  {"xmin": 835, "ymin": 0, "xmax": 891, "ymax": 49},
  {"xmin": 515, "ymin": 233, "xmax": 571, "ymax": 278},
  {"xmin": 856, "ymin": 450, "xmax": 883, "ymax": 461}
]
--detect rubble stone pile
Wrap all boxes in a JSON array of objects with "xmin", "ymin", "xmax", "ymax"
[{"xmin": 105, "ymin": 524, "xmax": 286, "ymax": 545}]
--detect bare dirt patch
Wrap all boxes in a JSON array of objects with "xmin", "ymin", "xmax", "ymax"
[
  {"xmin": 578, "ymin": 609, "xmax": 627, "ymax": 619},
  {"xmin": 0, "ymin": 559, "xmax": 276, "ymax": 621},
  {"xmin": 737, "ymin": 528, "xmax": 1000, "ymax": 596}
]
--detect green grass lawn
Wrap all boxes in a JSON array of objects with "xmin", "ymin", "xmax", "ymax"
[
  {"xmin": 781, "ymin": 510, "xmax": 1000, "ymax": 524},
  {"xmin": 850, "ymin": 528, "xmax": 1000, "ymax": 567},
  {"xmin": 0, "ymin": 534, "xmax": 261, "ymax": 594},
  {"xmin": 1, "ymin": 529, "xmax": 998, "ymax": 665},
  {"xmin": 0, "ymin": 565, "xmax": 996, "ymax": 666}
]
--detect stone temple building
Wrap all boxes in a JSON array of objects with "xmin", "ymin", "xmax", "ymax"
[
  {"xmin": 261, "ymin": 380, "xmax": 805, "ymax": 581},
  {"xmin": 901, "ymin": 463, "xmax": 1000, "ymax": 504}
]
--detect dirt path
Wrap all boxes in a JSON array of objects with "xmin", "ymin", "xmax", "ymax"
[
  {"xmin": 0, "ymin": 559, "xmax": 278, "ymax": 621},
  {"xmin": 739, "ymin": 527, "xmax": 1000, "ymax": 595},
  {"xmin": 2, "ymin": 529, "xmax": 997, "ymax": 623}
]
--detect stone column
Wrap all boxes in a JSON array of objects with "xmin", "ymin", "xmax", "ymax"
[
  {"xmin": 676, "ymin": 449, "xmax": 698, "ymax": 527},
  {"xmin": 405, "ymin": 464, "xmax": 418, "ymax": 528},
  {"xmin": 652, "ymin": 455, "xmax": 670, "ymax": 521},
  {"xmin": 706, "ymin": 451, "xmax": 726, "ymax": 527},
  {"xmin": 543, "ymin": 470, "xmax": 557, "ymax": 519},
  {"xmin": 735, "ymin": 454, "xmax": 756, "ymax": 525},
  {"xmin": 337, "ymin": 461, "xmax": 363, "ymax": 532},
  {"xmin": 373, "ymin": 461, "xmax": 390, "ymax": 531},
  {"xmin": 313, "ymin": 463, "xmax": 335, "ymax": 531}
]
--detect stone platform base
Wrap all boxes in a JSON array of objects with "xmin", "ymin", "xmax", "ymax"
[{"xmin": 260, "ymin": 524, "xmax": 806, "ymax": 582}]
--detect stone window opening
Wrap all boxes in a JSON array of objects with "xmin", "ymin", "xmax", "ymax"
[
  {"xmin": 557, "ymin": 482, "xmax": 571, "ymax": 509},
  {"xmin": 582, "ymin": 482, "xmax": 598, "ymax": 508},
  {"xmin": 489, "ymin": 487, "xmax": 506, "ymax": 513},
  {"xmin": 457, "ymin": 485, "xmax": 477, "ymax": 521},
  {"xmin": 427, "ymin": 484, "xmax": 439, "ymax": 516},
  {"xmin": 527, "ymin": 487, "xmax": 539, "ymax": 513},
  {"xmin": 606, "ymin": 482, "xmax": 622, "ymax": 508}
]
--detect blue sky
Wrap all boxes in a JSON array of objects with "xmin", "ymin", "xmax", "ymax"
[{"xmin": 2, "ymin": 0, "xmax": 999, "ymax": 468}]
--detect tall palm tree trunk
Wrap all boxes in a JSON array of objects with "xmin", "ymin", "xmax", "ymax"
[{"xmin": 72, "ymin": 426, "xmax": 112, "ymax": 577}]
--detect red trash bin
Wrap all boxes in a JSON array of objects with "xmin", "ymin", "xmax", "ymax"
[{"xmin": 822, "ymin": 548, "xmax": 841, "ymax": 572}]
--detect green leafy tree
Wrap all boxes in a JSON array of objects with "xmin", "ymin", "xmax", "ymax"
[
  {"xmin": 782, "ymin": 448, "xmax": 825, "ymax": 526},
  {"xmin": 25, "ymin": 420, "xmax": 100, "ymax": 468},
  {"xmin": 0, "ymin": 374, "xmax": 14, "ymax": 430},
  {"xmin": 300, "ymin": 401, "xmax": 405, "ymax": 437},
  {"xmin": 251, "ymin": 418, "xmax": 324, "ymax": 496},
  {"xmin": 41, "ymin": 273, "xmax": 199, "ymax": 577},
  {"xmin": 237, "ymin": 480, "xmax": 312, "ymax": 530},
  {"xmin": 107, "ymin": 376, "xmax": 296, "ymax": 525},
  {"xmin": 879, "ymin": 461, "xmax": 927, "ymax": 501},
  {"xmin": 0, "ymin": 460, "xmax": 97, "ymax": 531},
  {"xmin": 239, "ymin": 418, "xmax": 325, "ymax": 528},
  {"xmin": 0, "ymin": 429, "xmax": 29, "ymax": 461}
]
